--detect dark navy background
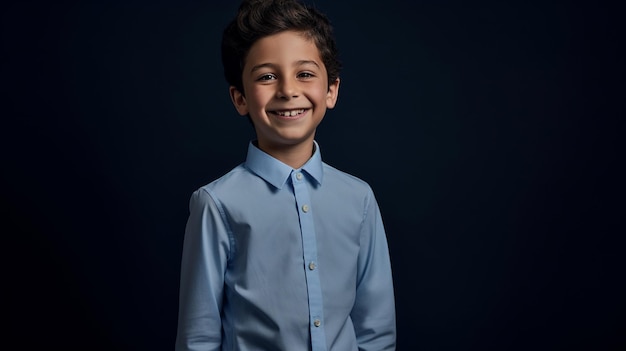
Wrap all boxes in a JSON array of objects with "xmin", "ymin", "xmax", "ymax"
[{"xmin": 2, "ymin": 1, "xmax": 624, "ymax": 350}]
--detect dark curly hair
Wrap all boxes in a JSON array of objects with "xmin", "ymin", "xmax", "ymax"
[{"xmin": 221, "ymin": 0, "xmax": 341, "ymax": 94}]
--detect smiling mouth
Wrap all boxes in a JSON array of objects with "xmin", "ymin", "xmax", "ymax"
[{"xmin": 269, "ymin": 109, "xmax": 307, "ymax": 117}]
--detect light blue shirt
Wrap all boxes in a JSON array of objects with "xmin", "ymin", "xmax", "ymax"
[{"xmin": 176, "ymin": 141, "xmax": 396, "ymax": 351}]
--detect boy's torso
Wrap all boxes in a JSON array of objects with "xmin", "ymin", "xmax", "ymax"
[{"xmin": 201, "ymin": 160, "xmax": 372, "ymax": 350}]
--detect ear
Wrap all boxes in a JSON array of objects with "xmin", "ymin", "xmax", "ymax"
[
  {"xmin": 325, "ymin": 78, "xmax": 340, "ymax": 109},
  {"xmin": 229, "ymin": 86, "xmax": 249, "ymax": 116}
]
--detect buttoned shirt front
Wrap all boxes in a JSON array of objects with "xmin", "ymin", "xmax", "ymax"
[{"xmin": 176, "ymin": 141, "xmax": 396, "ymax": 351}]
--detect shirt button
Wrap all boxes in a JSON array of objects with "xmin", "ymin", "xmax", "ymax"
[
  {"xmin": 296, "ymin": 172, "xmax": 303, "ymax": 180},
  {"xmin": 302, "ymin": 204, "xmax": 309, "ymax": 213},
  {"xmin": 308, "ymin": 261, "xmax": 316, "ymax": 270},
  {"xmin": 313, "ymin": 319, "xmax": 321, "ymax": 327}
]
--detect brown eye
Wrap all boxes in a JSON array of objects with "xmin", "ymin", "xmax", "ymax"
[
  {"xmin": 298, "ymin": 72, "xmax": 314, "ymax": 78},
  {"xmin": 257, "ymin": 74, "xmax": 276, "ymax": 81}
]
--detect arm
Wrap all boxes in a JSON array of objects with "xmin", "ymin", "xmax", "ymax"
[
  {"xmin": 351, "ymin": 189, "xmax": 396, "ymax": 351},
  {"xmin": 175, "ymin": 189, "xmax": 231, "ymax": 351}
]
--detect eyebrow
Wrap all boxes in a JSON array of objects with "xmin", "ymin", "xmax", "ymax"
[{"xmin": 250, "ymin": 60, "xmax": 321, "ymax": 73}]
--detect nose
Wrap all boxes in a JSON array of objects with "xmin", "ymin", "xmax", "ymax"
[{"xmin": 276, "ymin": 78, "xmax": 299, "ymax": 99}]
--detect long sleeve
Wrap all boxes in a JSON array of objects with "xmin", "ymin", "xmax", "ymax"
[
  {"xmin": 175, "ymin": 189, "xmax": 231, "ymax": 351},
  {"xmin": 351, "ymin": 190, "xmax": 396, "ymax": 351}
]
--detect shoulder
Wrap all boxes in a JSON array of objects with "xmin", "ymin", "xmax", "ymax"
[
  {"xmin": 191, "ymin": 163, "xmax": 251, "ymax": 201},
  {"xmin": 322, "ymin": 162, "xmax": 375, "ymax": 198},
  {"xmin": 187, "ymin": 164, "xmax": 252, "ymax": 216}
]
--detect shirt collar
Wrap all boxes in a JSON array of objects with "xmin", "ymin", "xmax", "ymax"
[{"xmin": 244, "ymin": 141, "xmax": 324, "ymax": 189}]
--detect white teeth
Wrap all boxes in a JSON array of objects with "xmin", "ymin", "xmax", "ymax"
[{"xmin": 276, "ymin": 109, "xmax": 305, "ymax": 116}]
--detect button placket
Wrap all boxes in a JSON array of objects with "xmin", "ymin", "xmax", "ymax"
[{"xmin": 291, "ymin": 169, "xmax": 327, "ymax": 350}]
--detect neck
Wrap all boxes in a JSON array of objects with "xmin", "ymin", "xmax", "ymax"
[{"xmin": 257, "ymin": 140, "xmax": 315, "ymax": 169}]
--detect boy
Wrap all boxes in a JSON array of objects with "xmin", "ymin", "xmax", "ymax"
[{"xmin": 175, "ymin": 0, "xmax": 396, "ymax": 350}]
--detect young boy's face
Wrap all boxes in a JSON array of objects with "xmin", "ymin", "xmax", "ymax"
[{"xmin": 230, "ymin": 30, "xmax": 340, "ymax": 152}]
